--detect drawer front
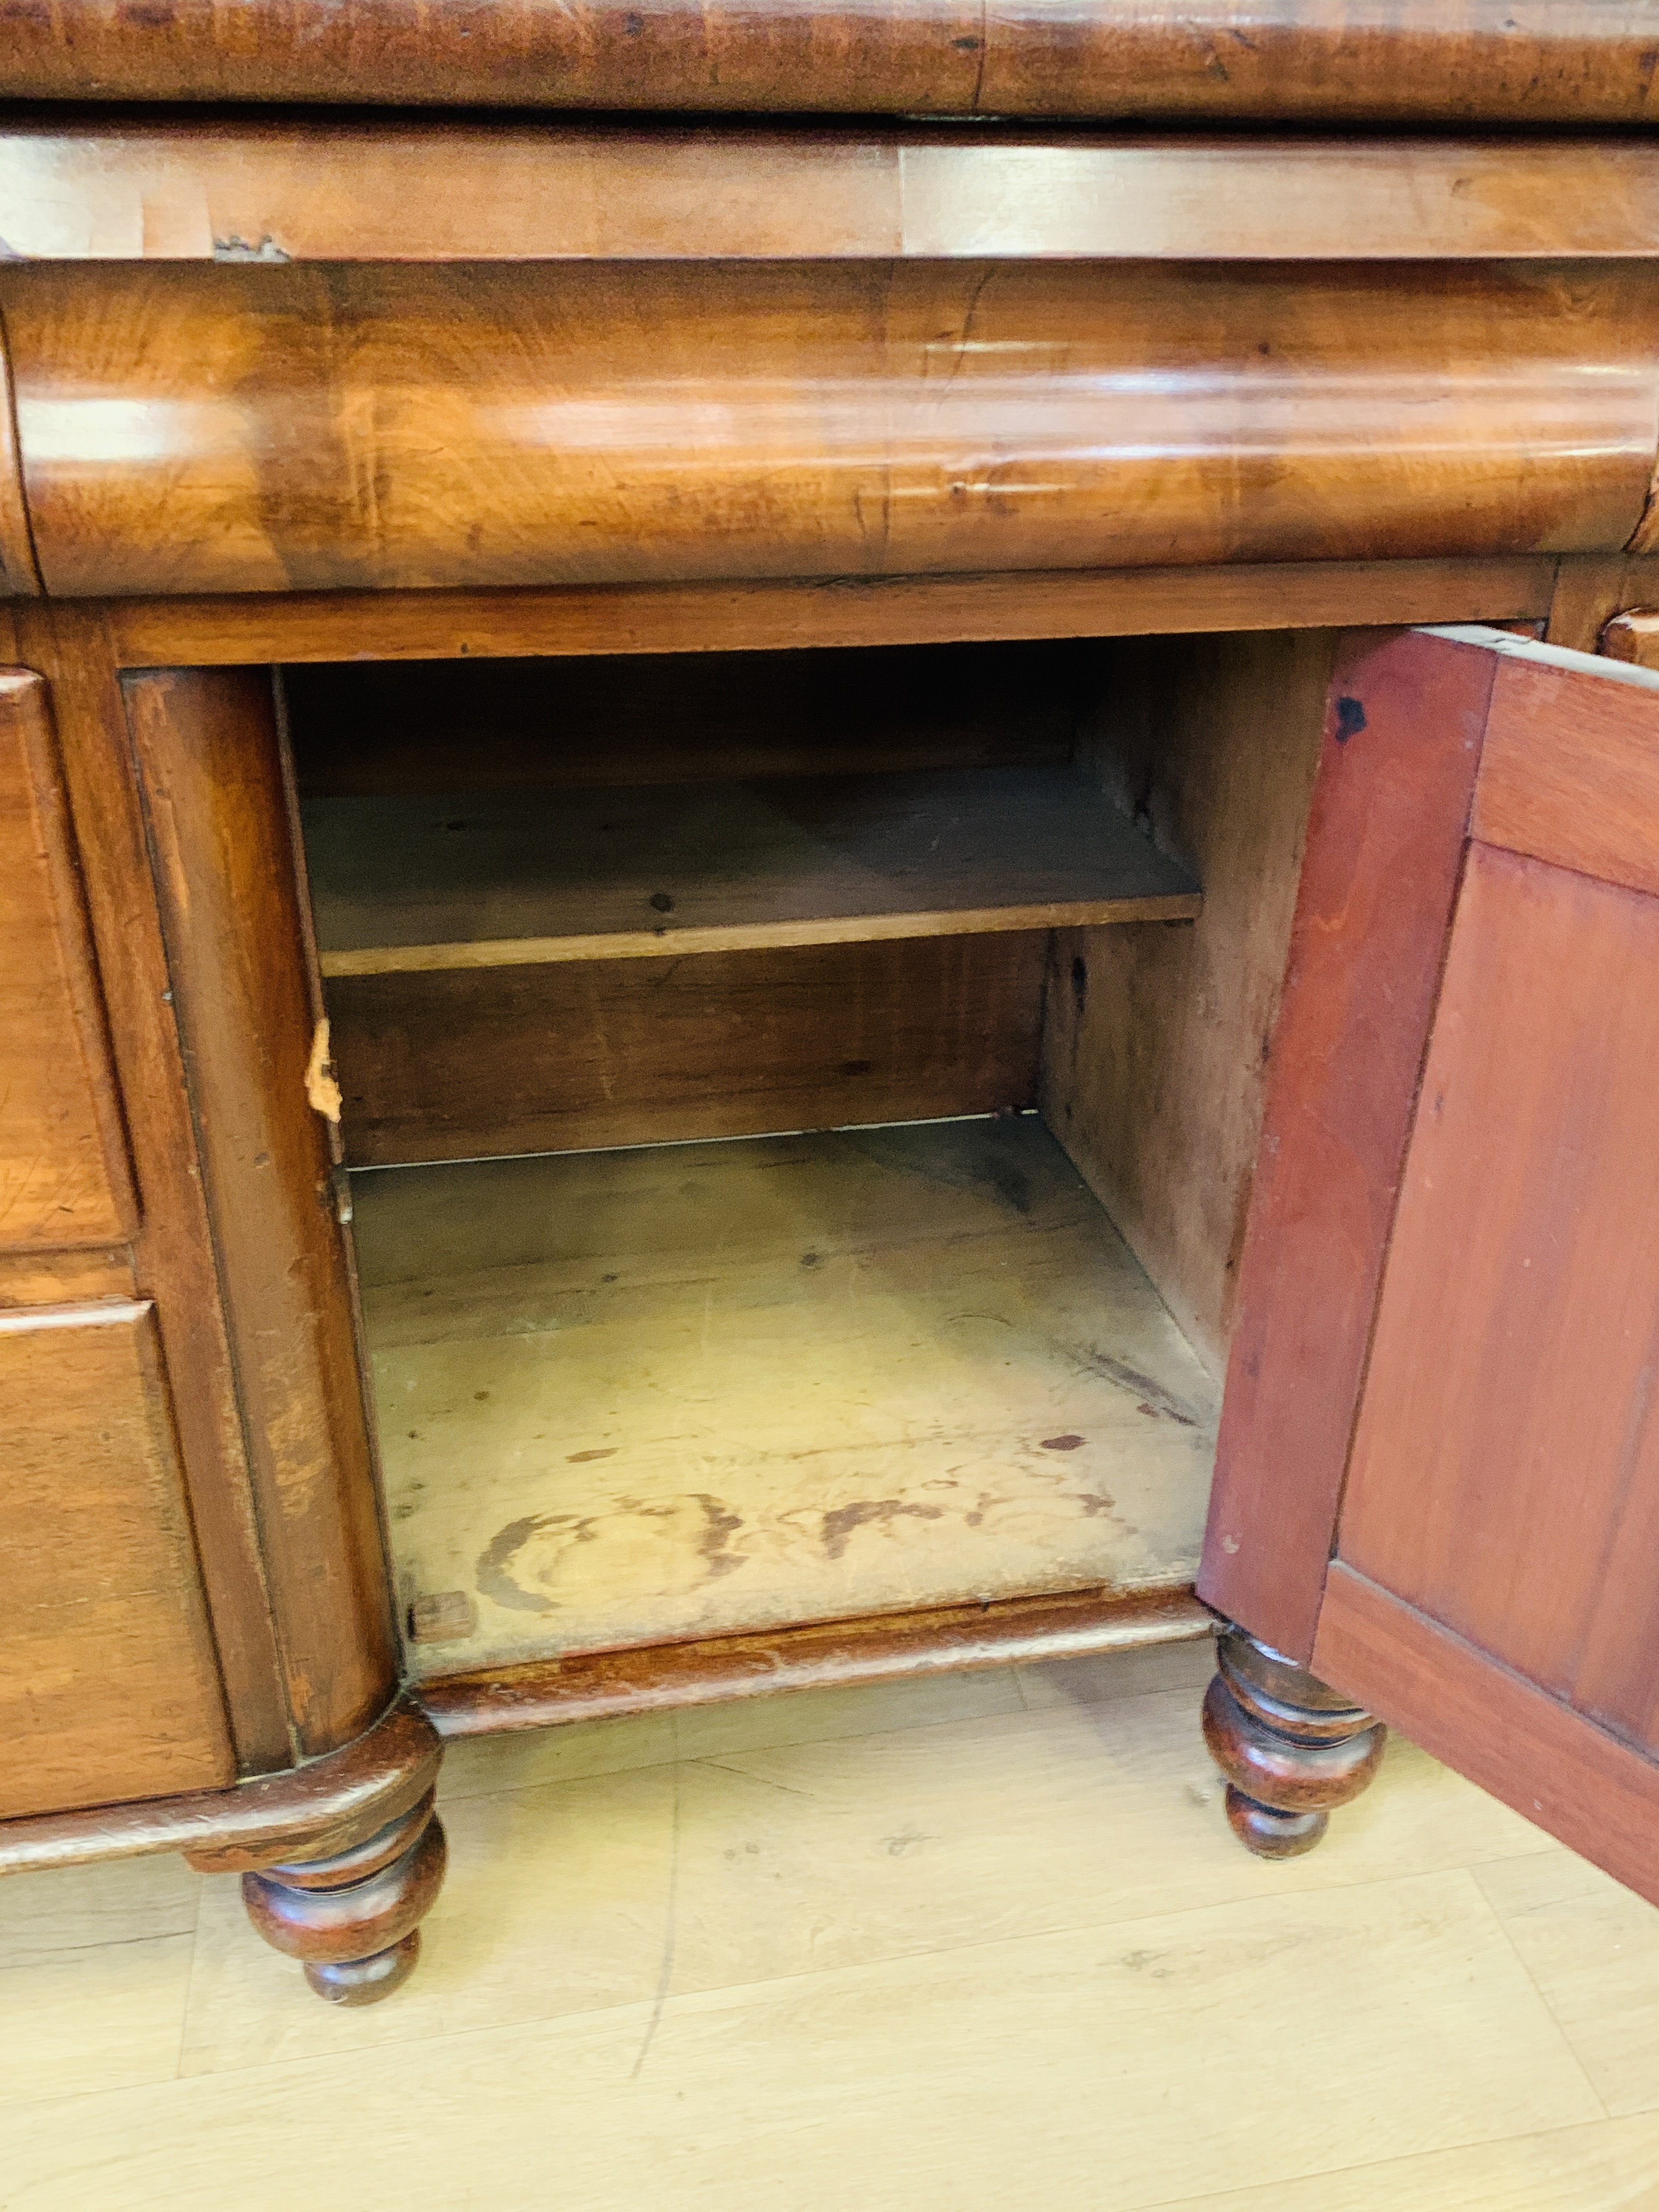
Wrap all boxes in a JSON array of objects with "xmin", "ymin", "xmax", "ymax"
[
  {"xmin": 4, "ymin": 261, "xmax": 1657, "ymax": 599},
  {"xmin": 0, "ymin": 1300, "xmax": 234, "ymax": 1819},
  {"xmin": 0, "ymin": 669, "xmax": 136, "ymax": 1250}
]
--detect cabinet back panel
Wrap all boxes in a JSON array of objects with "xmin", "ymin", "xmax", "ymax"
[
  {"xmin": 332, "ymin": 933, "xmax": 1046, "ymax": 1166},
  {"xmin": 286, "ymin": 642, "xmax": 1078, "ymax": 798},
  {"xmin": 0, "ymin": 1301, "xmax": 234, "ymax": 1819}
]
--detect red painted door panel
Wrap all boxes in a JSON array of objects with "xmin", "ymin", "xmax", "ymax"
[{"xmin": 1204, "ymin": 627, "xmax": 1659, "ymax": 1904}]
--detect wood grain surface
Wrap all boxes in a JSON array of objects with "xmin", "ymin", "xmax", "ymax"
[
  {"xmin": 1336, "ymin": 839, "xmax": 1659, "ymax": 1750},
  {"xmin": 1198, "ymin": 628, "xmax": 1497, "ymax": 1660},
  {"xmin": 354, "ymin": 1118, "xmax": 1219, "ymax": 1673},
  {"xmin": 0, "ymin": 1692, "xmax": 439, "ymax": 1877},
  {"xmin": 1316, "ymin": 1566, "xmax": 1659, "ymax": 1913},
  {"xmin": 1041, "ymin": 630, "xmax": 1333, "ymax": 1373},
  {"xmin": 104, "ymin": 559, "xmax": 1562, "ymax": 668},
  {"xmin": 306, "ymin": 767, "xmax": 1199, "ymax": 975},
  {"xmin": 1258, "ymin": 633, "xmax": 1659, "ymax": 1906},
  {"xmin": 420, "ymin": 1585, "xmax": 1211, "ymax": 1733},
  {"xmin": 13, "ymin": 123, "xmax": 1659, "ymax": 264},
  {"xmin": 0, "ymin": 1300, "xmax": 233, "ymax": 1821},
  {"xmin": 0, "ymin": 317, "xmax": 40, "ymax": 597},
  {"xmin": 0, "ymin": 667, "xmax": 135, "ymax": 1249},
  {"xmin": 1599, "ymin": 608, "xmax": 1659, "ymax": 667},
  {"xmin": 328, "ymin": 932, "xmax": 1046, "ymax": 1166},
  {"xmin": 1470, "ymin": 640, "xmax": 1659, "ymax": 894},
  {"xmin": 0, "ymin": 1248, "xmax": 135, "ymax": 1307},
  {"xmin": 4, "ymin": 2, "xmax": 1658, "ymax": 121},
  {"xmin": 1545, "ymin": 552, "xmax": 1659, "ymax": 653},
  {"xmin": 123, "ymin": 668, "xmax": 397, "ymax": 1757},
  {"xmin": 7, "ymin": 601, "xmax": 295, "ymax": 1774},
  {"xmin": 5, "ymin": 261, "xmax": 1652, "ymax": 599}
]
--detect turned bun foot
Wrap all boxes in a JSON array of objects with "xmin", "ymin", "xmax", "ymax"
[
  {"xmin": 303, "ymin": 1932, "xmax": 423, "ymax": 2007},
  {"xmin": 1203, "ymin": 1627, "xmax": 1384, "ymax": 1860},
  {"xmin": 241, "ymin": 1787, "xmax": 447, "ymax": 2004}
]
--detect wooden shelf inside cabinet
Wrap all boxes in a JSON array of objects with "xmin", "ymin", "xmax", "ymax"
[
  {"xmin": 304, "ymin": 766, "xmax": 1201, "ymax": 978},
  {"xmin": 356, "ymin": 1116, "xmax": 1220, "ymax": 1681}
]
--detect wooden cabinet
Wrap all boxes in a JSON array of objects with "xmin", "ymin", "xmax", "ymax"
[{"xmin": 6, "ymin": 61, "xmax": 1659, "ymax": 2010}]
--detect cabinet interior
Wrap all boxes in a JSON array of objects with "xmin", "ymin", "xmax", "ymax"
[{"xmin": 284, "ymin": 628, "xmax": 1335, "ymax": 1681}]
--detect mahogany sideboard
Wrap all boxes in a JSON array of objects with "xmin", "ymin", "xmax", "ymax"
[{"xmin": 7, "ymin": 4, "xmax": 1659, "ymax": 2006}]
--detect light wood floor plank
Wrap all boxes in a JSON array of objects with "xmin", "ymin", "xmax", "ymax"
[
  {"xmin": 1476, "ymin": 1848, "xmax": 1659, "ymax": 2119},
  {"xmin": 3, "ymin": 1657, "xmax": 1636, "ymax": 2211},
  {"xmin": 178, "ymin": 1681, "xmax": 1550, "ymax": 2081},
  {"xmin": 0, "ymin": 1852, "xmax": 198, "ymax": 1967},
  {"xmin": 1149, "ymin": 2116, "xmax": 1659, "ymax": 2211},
  {"xmin": 3, "ymin": 1868, "xmax": 1600, "ymax": 2211},
  {"xmin": 0, "ymin": 1934, "xmax": 196, "ymax": 2112},
  {"xmin": 178, "ymin": 1763, "xmax": 679, "ymax": 2078}
]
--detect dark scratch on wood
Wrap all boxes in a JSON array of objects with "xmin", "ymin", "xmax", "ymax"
[{"xmin": 630, "ymin": 1762, "xmax": 682, "ymax": 2080}]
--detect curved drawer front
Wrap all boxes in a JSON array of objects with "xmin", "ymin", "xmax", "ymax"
[
  {"xmin": 4, "ymin": 259, "xmax": 1657, "ymax": 599},
  {"xmin": 3, "ymin": 2, "xmax": 1658, "ymax": 123}
]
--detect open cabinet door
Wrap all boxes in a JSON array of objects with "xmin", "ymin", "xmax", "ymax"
[{"xmin": 1201, "ymin": 624, "xmax": 1659, "ymax": 1902}]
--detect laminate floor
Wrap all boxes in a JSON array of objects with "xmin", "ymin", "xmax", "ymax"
[{"xmin": 5, "ymin": 1638, "xmax": 1659, "ymax": 2211}]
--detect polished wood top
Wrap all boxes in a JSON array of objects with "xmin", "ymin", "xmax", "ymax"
[{"xmin": 4, "ymin": 1, "xmax": 1658, "ymax": 121}]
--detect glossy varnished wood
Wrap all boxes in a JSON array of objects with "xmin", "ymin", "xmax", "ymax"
[
  {"xmin": 0, "ymin": 319, "xmax": 39, "ymax": 596},
  {"xmin": 420, "ymin": 1587, "xmax": 1212, "ymax": 1736},
  {"xmin": 241, "ymin": 1787, "xmax": 447, "ymax": 2005},
  {"xmin": 0, "ymin": 1299, "xmax": 233, "ymax": 1820},
  {"xmin": 4, "ymin": 2, "xmax": 1658, "ymax": 121},
  {"xmin": 1198, "ymin": 629, "xmax": 1495, "ymax": 1660},
  {"xmin": 1201, "ymin": 1627, "xmax": 1384, "ymax": 1859},
  {"xmin": 1545, "ymin": 552, "xmax": 1659, "ymax": 654},
  {"xmin": 1599, "ymin": 608, "xmax": 1659, "ymax": 668},
  {"xmin": 0, "ymin": 668, "xmax": 134, "ymax": 1249},
  {"xmin": 1, "ymin": 1658, "xmax": 1625, "ymax": 2209},
  {"xmin": 4, "ymin": 262, "xmax": 1654, "ymax": 599},
  {"xmin": 0, "ymin": 1691, "xmax": 439, "ymax": 1876},
  {"xmin": 1322, "ymin": 636, "xmax": 1659, "ymax": 1768},
  {"xmin": 123, "ymin": 668, "xmax": 396, "ymax": 1757},
  {"xmin": 14, "ymin": 123, "xmax": 1659, "ymax": 265},
  {"xmin": 100, "ymin": 560, "xmax": 1562, "ymax": 667}
]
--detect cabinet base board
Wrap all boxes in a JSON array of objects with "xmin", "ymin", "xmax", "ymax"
[
  {"xmin": 0, "ymin": 1692, "xmax": 439, "ymax": 1880},
  {"xmin": 417, "ymin": 1582, "xmax": 1215, "ymax": 1737}
]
